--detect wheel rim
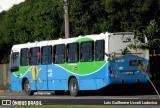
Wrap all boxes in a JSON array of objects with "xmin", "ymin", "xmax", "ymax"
[
  {"xmin": 71, "ymin": 83, "xmax": 77, "ymax": 93},
  {"xmin": 24, "ymin": 83, "xmax": 30, "ymax": 92}
]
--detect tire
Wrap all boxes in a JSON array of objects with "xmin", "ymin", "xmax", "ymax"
[
  {"xmin": 23, "ymin": 79, "xmax": 34, "ymax": 96},
  {"xmin": 69, "ymin": 78, "xmax": 79, "ymax": 96}
]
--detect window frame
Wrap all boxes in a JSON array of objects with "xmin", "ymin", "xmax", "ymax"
[
  {"xmin": 95, "ymin": 40, "xmax": 105, "ymax": 61},
  {"xmin": 10, "ymin": 52, "xmax": 19, "ymax": 72},
  {"xmin": 53, "ymin": 44, "xmax": 65, "ymax": 64},
  {"xmin": 20, "ymin": 48, "xmax": 29, "ymax": 66},
  {"xmin": 66, "ymin": 42, "xmax": 79, "ymax": 63},
  {"xmin": 80, "ymin": 41, "xmax": 94, "ymax": 62},
  {"xmin": 29, "ymin": 47, "xmax": 40, "ymax": 65},
  {"xmin": 41, "ymin": 45, "xmax": 52, "ymax": 65}
]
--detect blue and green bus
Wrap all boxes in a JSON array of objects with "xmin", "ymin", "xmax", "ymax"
[{"xmin": 10, "ymin": 32, "xmax": 150, "ymax": 96}]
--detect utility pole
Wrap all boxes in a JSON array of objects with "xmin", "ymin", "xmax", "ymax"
[{"xmin": 64, "ymin": 0, "xmax": 69, "ymax": 38}]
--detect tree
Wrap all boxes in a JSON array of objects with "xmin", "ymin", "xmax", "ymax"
[
  {"xmin": 0, "ymin": 0, "xmax": 160, "ymax": 63},
  {"xmin": 2, "ymin": 0, "xmax": 64, "ymax": 44}
]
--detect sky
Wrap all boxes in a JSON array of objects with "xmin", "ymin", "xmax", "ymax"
[{"xmin": 0, "ymin": 0, "xmax": 25, "ymax": 12}]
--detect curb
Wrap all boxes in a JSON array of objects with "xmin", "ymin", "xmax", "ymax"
[
  {"xmin": 0, "ymin": 90, "xmax": 52, "ymax": 95},
  {"xmin": 34, "ymin": 92, "xmax": 51, "ymax": 95}
]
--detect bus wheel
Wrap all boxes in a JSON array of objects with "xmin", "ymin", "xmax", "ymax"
[
  {"xmin": 23, "ymin": 79, "xmax": 34, "ymax": 96},
  {"xmin": 69, "ymin": 78, "xmax": 79, "ymax": 96}
]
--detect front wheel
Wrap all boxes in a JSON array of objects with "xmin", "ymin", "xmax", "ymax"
[
  {"xmin": 69, "ymin": 78, "xmax": 79, "ymax": 96},
  {"xmin": 23, "ymin": 79, "xmax": 34, "ymax": 96}
]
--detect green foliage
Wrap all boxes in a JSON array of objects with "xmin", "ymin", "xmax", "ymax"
[
  {"xmin": 0, "ymin": 0, "xmax": 160, "ymax": 63},
  {"xmin": 120, "ymin": 47, "xmax": 131, "ymax": 55},
  {"xmin": 105, "ymin": 47, "xmax": 131, "ymax": 62},
  {"xmin": 105, "ymin": 52, "xmax": 117, "ymax": 61},
  {"xmin": 2, "ymin": 0, "xmax": 64, "ymax": 44},
  {"xmin": 135, "ymin": 20, "xmax": 160, "ymax": 49}
]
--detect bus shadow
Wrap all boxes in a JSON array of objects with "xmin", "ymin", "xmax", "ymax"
[
  {"xmin": 86, "ymin": 84, "xmax": 159, "ymax": 96},
  {"xmin": 49, "ymin": 84, "xmax": 160, "ymax": 97}
]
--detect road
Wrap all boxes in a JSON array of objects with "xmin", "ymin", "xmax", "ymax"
[
  {"xmin": 0, "ymin": 91, "xmax": 159, "ymax": 99},
  {"xmin": 0, "ymin": 92, "xmax": 160, "ymax": 105},
  {"xmin": 0, "ymin": 84, "xmax": 160, "ymax": 105}
]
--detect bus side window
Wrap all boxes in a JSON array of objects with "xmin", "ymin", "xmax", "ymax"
[
  {"xmin": 11, "ymin": 52, "xmax": 19, "ymax": 72},
  {"xmin": 67, "ymin": 43, "xmax": 79, "ymax": 63},
  {"xmin": 20, "ymin": 48, "xmax": 29, "ymax": 66},
  {"xmin": 41, "ymin": 46, "xmax": 52, "ymax": 65},
  {"xmin": 54, "ymin": 44, "xmax": 65, "ymax": 64},
  {"xmin": 29, "ymin": 47, "xmax": 40, "ymax": 65},
  {"xmin": 81, "ymin": 41, "xmax": 94, "ymax": 62},
  {"xmin": 95, "ymin": 40, "xmax": 105, "ymax": 61}
]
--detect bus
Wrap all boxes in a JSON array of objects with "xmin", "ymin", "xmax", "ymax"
[{"xmin": 10, "ymin": 32, "xmax": 150, "ymax": 96}]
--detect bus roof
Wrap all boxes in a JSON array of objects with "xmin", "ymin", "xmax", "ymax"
[{"xmin": 11, "ymin": 32, "xmax": 134, "ymax": 52}]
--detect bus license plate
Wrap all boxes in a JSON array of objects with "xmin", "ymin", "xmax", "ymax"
[{"xmin": 126, "ymin": 71, "xmax": 133, "ymax": 75}]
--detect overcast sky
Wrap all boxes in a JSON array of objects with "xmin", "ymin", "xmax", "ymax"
[{"xmin": 0, "ymin": 0, "xmax": 25, "ymax": 12}]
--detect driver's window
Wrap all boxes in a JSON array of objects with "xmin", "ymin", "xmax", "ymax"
[{"xmin": 11, "ymin": 52, "xmax": 19, "ymax": 72}]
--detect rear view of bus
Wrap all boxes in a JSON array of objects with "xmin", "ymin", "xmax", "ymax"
[{"xmin": 107, "ymin": 32, "xmax": 150, "ymax": 85}]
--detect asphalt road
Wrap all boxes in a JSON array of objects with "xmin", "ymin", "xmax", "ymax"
[
  {"xmin": 0, "ymin": 94, "xmax": 159, "ymax": 99},
  {"xmin": 0, "ymin": 91, "xmax": 160, "ymax": 105},
  {"xmin": 0, "ymin": 84, "xmax": 160, "ymax": 105},
  {"xmin": 0, "ymin": 88, "xmax": 159, "ymax": 99},
  {"xmin": 0, "ymin": 84, "xmax": 159, "ymax": 99}
]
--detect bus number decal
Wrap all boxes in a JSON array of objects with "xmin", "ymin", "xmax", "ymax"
[{"xmin": 48, "ymin": 69, "xmax": 52, "ymax": 77}]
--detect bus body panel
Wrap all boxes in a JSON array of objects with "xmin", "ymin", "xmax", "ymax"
[
  {"xmin": 10, "ymin": 32, "xmax": 150, "ymax": 92},
  {"xmin": 47, "ymin": 64, "xmax": 68, "ymax": 90},
  {"xmin": 36, "ymin": 65, "xmax": 48, "ymax": 90}
]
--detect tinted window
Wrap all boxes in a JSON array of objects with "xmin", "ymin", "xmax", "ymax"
[
  {"xmin": 67, "ymin": 43, "xmax": 79, "ymax": 63},
  {"xmin": 29, "ymin": 47, "xmax": 40, "ymax": 65},
  {"xmin": 54, "ymin": 44, "xmax": 65, "ymax": 64},
  {"xmin": 41, "ymin": 46, "xmax": 52, "ymax": 64},
  {"xmin": 11, "ymin": 52, "xmax": 19, "ymax": 71},
  {"xmin": 81, "ymin": 41, "xmax": 94, "ymax": 62},
  {"xmin": 95, "ymin": 40, "xmax": 105, "ymax": 61},
  {"xmin": 20, "ymin": 48, "xmax": 29, "ymax": 66}
]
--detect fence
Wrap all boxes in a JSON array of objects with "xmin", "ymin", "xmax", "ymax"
[
  {"xmin": 0, "ymin": 64, "xmax": 10, "ymax": 90},
  {"xmin": 149, "ymin": 50, "xmax": 160, "ymax": 83}
]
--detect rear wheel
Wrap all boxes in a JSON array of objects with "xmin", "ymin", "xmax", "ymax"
[
  {"xmin": 23, "ymin": 79, "xmax": 34, "ymax": 96},
  {"xmin": 69, "ymin": 78, "xmax": 79, "ymax": 96}
]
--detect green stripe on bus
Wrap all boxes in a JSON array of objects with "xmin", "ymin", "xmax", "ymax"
[
  {"xmin": 58, "ymin": 61, "xmax": 106, "ymax": 75},
  {"xmin": 75, "ymin": 37, "xmax": 94, "ymax": 42}
]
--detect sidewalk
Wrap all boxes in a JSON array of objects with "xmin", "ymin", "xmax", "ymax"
[
  {"xmin": 0, "ymin": 90, "xmax": 53, "ymax": 96},
  {"xmin": 0, "ymin": 90, "xmax": 24, "ymax": 96}
]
